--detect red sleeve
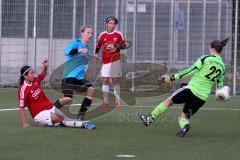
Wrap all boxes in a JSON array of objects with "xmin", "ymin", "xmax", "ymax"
[
  {"xmin": 96, "ymin": 33, "xmax": 104, "ymax": 49},
  {"xmin": 34, "ymin": 76, "xmax": 43, "ymax": 88},
  {"xmin": 38, "ymin": 71, "xmax": 46, "ymax": 81}
]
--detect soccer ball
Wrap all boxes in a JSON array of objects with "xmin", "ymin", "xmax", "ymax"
[{"xmin": 215, "ymin": 86, "xmax": 231, "ymax": 101}]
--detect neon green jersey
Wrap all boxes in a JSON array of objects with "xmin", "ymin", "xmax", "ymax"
[{"xmin": 173, "ymin": 54, "xmax": 225, "ymax": 101}]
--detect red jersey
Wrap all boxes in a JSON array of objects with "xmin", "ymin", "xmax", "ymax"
[
  {"xmin": 18, "ymin": 73, "xmax": 53, "ymax": 118},
  {"xmin": 96, "ymin": 30, "xmax": 125, "ymax": 64}
]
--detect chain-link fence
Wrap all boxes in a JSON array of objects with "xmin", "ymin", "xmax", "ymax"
[{"xmin": 0, "ymin": 0, "xmax": 239, "ymax": 94}]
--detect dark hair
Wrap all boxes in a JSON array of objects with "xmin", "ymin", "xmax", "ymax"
[
  {"xmin": 105, "ymin": 16, "xmax": 118, "ymax": 24},
  {"xmin": 210, "ymin": 37, "xmax": 230, "ymax": 53},
  {"xmin": 19, "ymin": 65, "xmax": 31, "ymax": 84},
  {"xmin": 80, "ymin": 25, "xmax": 92, "ymax": 33}
]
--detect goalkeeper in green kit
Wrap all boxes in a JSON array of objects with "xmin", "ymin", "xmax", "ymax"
[{"xmin": 139, "ymin": 38, "xmax": 229, "ymax": 137}]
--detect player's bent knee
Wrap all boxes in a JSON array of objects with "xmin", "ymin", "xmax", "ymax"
[
  {"xmin": 51, "ymin": 113, "xmax": 64, "ymax": 123},
  {"xmin": 60, "ymin": 97, "xmax": 72, "ymax": 105},
  {"xmin": 88, "ymin": 87, "xmax": 95, "ymax": 93},
  {"xmin": 103, "ymin": 77, "xmax": 110, "ymax": 84},
  {"xmin": 112, "ymin": 80, "xmax": 120, "ymax": 85},
  {"xmin": 112, "ymin": 82, "xmax": 120, "ymax": 86},
  {"xmin": 87, "ymin": 87, "xmax": 95, "ymax": 99},
  {"xmin": 112, "ymin": 78, "xmax": 120, "ymax": 85},
  {"xmin": 163, "ymin": 98, "xmax": 173, "ymax": 107}
]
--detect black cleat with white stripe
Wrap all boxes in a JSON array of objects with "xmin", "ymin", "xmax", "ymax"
[
  {"xmin": 139, "ymin": 113, "xmax": 154, "ymax": 127},
  {"xmin": 176, "ymin": 124, "xmax": 190, "ymax": 137}
]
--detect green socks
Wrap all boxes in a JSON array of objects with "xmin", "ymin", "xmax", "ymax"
[
  {"xmin": 151, "ymin": 102, "xmax": 168, "ymax": 119},
  {"xmin": 150, "ymin": 102, "xmax": 190, "ymax": 129},
  {"xmin": 178, "ymin": 117, "xmax": 189, "ymax": 129}
]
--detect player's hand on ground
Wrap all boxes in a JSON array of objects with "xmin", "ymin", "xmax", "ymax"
[
  {"xmin": 78, "ymin": 48, "xmax": 88, "ymax": 54},
  {"xmin": 42, "ymin": 59, "xmax": 48, "ymax": 68},
  {"xmin": 22, "ymin": 123, "xmax": 31, "ymax": 128}
]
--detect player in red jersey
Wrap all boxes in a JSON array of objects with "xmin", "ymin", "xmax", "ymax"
[
  {"xmin": 95, "ymin": 16, "xmax": 126, "ymax": 108},
  {"xmin": 18, "ymin": 59, "xmax": 95, "ymax": 129}
]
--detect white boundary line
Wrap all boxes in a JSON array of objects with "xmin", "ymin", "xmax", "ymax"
[
  {"xmin": 116, "ymin": 154, "xmax": 136, "ymax": 158},
  {"xmin": 131, "ymin": 106, "xmax": 240, "ymax": 111},
  {"xmin": 0, "ymin": 105, "xmax": 240, "ymax": 112},
  {"xmin": 0, "ymin": 108, "xmax": 20, "ymax": 111}
]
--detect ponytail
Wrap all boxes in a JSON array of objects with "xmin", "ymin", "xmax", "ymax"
[
  {"xmin": 220, "ymin": 37, "xmax": 230, "ymax": 47},
  {"xmin": 19, "ymin": 76, "xmax": 24, "ymax": 85},
  {"xmin": 210, "ymin": 37, "xmax": 230, "ymax": 53}
]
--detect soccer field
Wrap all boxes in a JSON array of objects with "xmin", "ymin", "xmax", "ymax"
[{"xmin": 0, "ymin": 88, "xmax": 240, "ymax": 160}]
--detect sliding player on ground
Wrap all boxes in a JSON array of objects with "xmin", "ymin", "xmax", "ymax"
[{"xmin": 18, "ymin": 59, "xmax": 95, "ymax": 129}]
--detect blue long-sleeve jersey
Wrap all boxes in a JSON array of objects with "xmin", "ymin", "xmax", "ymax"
[{"xmin": 63, "ymin": 39, "xmax": 90, "ymax": 80}]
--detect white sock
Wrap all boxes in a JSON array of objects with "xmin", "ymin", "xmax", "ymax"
[
  {"xmin": 113, "ymin": 84, "xmax": 120, "ymax": 103},
  {"xmin": 102, "ymin": 84, "xmax": 109, "ymax": 103},
  {"xmin": 62, "ymin": 117, "xmax": 88, "ymax": 128}
]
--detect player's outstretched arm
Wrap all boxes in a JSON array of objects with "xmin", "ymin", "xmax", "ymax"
[
  {"xmin": 19, "ymin": 107, "xmax": 30, "ymax": 128},
  {"xmin": 173, "ymin": 64, "xmax": 199, "ymax": 80},
  {"xmin": 159, "ymin": 56, "xmax": 205, "ymax": 85},
  {"xmin": 173, "ymin": 56, "xmax": 205, "ymax": 80},
  {"xmin": 38, "ymin": 59, "xmax": 48, "ymax": 80},
  {"xmin": 159, "ymin": 64, "xmax": 198, "ymax": 84}
]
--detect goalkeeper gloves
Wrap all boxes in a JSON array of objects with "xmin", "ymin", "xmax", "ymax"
[{"xmin": 159, "ymin": 75, "xmax": 175, "ymax": 84}]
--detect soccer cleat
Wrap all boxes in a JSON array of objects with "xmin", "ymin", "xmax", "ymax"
[
  {"xmin": 115, "ymin": 101, "xmax": 121, "ymax": 109},
  {"xmin": 139, "ymin": 113, "xmax": 154, "ymax": 127},
  {"xmin": 99, "ymin": 101, "xmax": 109, "ymax": 108},
  {"xmin": 176, "ymin": 124, "xmax": 190, "ymax": 137},
  {"xmin": 85, "ymin": 121, "xmax": 96, "ymax": 129}
]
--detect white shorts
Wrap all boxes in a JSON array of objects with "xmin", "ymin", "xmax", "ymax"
[
  {"xmin": 34, "ymin": 106, "xmax": 65, "ymax": 126},
  {"xmin": 101, "ymin": 60, "xmax": 122, "ymax": 77}
]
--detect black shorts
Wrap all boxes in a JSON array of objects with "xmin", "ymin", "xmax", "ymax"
[
  {"xmin": 170, "ymin": 87, "xmax": 205, "ymax": 118},
  {"xmin": 61, "ymin": 78, "xmax": 93, "ymax": 98}
]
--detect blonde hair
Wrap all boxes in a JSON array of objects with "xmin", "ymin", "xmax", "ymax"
[{"xmin": 80, "ymin": 25, "xmax": 92, "ymax": 33}]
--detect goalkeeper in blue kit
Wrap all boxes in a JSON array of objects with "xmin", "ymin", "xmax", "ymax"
[{"xmin": 140, "ymin": 38, "xmax": 229, "ymax": 137}]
